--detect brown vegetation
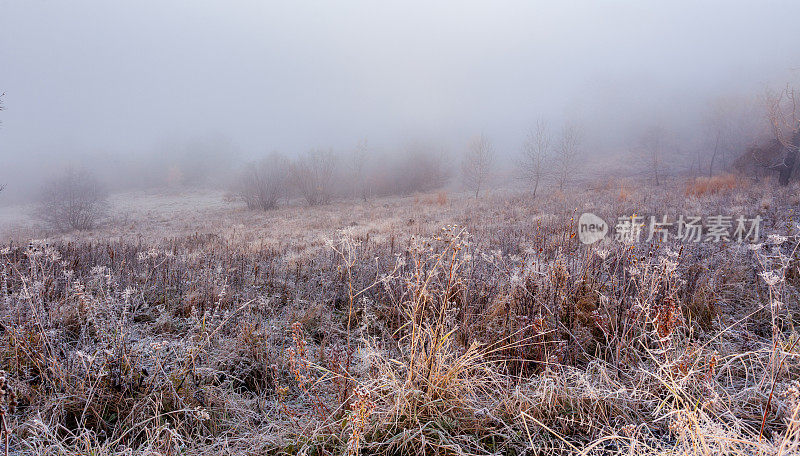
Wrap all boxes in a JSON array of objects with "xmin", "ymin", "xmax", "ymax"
[
  {"xmin": 684, "ymin": 173, "xmax": 742, "ymax": 196},
  {"xmin": 1, "ymin": 180, "xmax": 800, "ymax": 455}
]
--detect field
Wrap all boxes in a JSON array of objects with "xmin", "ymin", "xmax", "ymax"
[{"xmin": 2, "ymin": 177, "xmax": 800, "ymax": 455}]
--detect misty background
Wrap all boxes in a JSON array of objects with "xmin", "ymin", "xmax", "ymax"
[{"xmin": 1, "ymin": 0, "xmax": 799, "ymax": 203}]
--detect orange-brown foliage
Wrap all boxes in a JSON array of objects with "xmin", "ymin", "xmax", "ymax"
[{"xmin": 684, "ymin": 174, "xmax": 741, "ymax": 196}]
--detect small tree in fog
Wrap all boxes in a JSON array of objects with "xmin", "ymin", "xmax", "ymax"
[
  {"xmin": 349, "ymin": 139, "xmax": 369, "ymax": 201},
  {"xmin": 763, "ymin": 85, "xmax": 800, "ymax": 185},
  {"xmin": 462, "ymin": 134, "xmax": 494, "ymax": 198},
  {"xmin": 37, "ymin": 168, "xmax": 108, "ymax": 232},
  {"xmin": 237, "ymin": 152, "xmax": 289, "ymax": 210},
  {"xmin": 637, "ymin": 125, "xmax": 668, "ymax": 186},
  {"xmin": 553, "ymin": 123, "xmax": 581, "ymax": 191},
  {"xmin": 392, "ymin": 143, "xmax": 451, "ymax": 195},
  {"xmin": 292, "ymin": 148, "xmax": 337, "ymax": 205},
  {"xmin": 518, "ymin": 120, "xmax": 550, "ymax": 196},
  {"xmin": 704, "ymin": 95, "xmax": 761, "ymax": 177}
]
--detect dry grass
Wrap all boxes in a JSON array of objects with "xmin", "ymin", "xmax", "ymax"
[
  {"xmin": 685, "ymin": 174, "xmax": 743, "ymax": 196},
  {"xmin": 1, "ymin": 179, "xmax": 800, "ymax": 454}
]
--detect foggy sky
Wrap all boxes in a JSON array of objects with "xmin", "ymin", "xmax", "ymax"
[{"xmin": 1, "ymin": 0, "xmax": 799, "ymax": 170}]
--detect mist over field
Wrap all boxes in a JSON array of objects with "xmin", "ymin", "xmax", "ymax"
[
  {"xmin": 1, "ymin": 1, "xmax": 800, "ymax": 202},
  {"xmin": 4, "ymin": 2, "xmax": 800, "ymax": 456}
]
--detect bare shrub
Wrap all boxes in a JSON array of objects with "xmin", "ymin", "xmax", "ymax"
[
  {"xmin": 363, "ymin": 146, "xmax": 449, "ymax": 197},
  {"xmin": 292, "ymin": 148, "xmax": 337, "ymax": 206},
  {"xmin": 236, "ymin": 152, "xmax": 290, "ymax": 211},
  {"xmin": 734, "ymin": 139, "xmax": 785, "ymax": 181},
  {"xmin": 461, "ymin": 133, "xmax": 494, "ymax": 198},
  {"xmin": 394, "ymin": 144, "xmax": 450, "ymax": 195},
  {"xmin": 36, "ymin": 168, "xmax": 108, "ymax": 232}
]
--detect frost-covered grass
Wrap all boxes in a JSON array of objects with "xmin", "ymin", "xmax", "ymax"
[{"xmin": 1, "ymin": 178, "xmax": 800, "ymax": 455}]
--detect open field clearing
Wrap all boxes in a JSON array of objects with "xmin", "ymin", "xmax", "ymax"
[{"xmin": 1, "ymin": 179, "xmax": 800, "ymax": 455}]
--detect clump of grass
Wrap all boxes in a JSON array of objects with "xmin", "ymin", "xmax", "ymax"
[
  {"xmin": 685, "ymin": 173, "xmax": 742, "ymax": 196},
  {"xmin": 0, "ymin": 371, "xmax": 17, "ymax": 456}
]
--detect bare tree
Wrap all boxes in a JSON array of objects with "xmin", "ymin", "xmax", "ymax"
[
  {"xmin": 635, "ymin": 125, "xmax": 669, "ymax": 186},
  {"xmin": 399, "ymin": 143, "xmax": 450, "ymax": 194},
  {"xmin": 763, "ymin": 85, "xmax": 800, "ymax": 185},
  {"xmin": 553, "ymin": 123, "xmax": 582, "ymax": 191},
  {"xmin": 237, "ymin": 152, "xmax": 290, "ymax": 211},
  {"xmin": 292, "ymin": 148, "xmax": 337, "ymax": 205},
  {"xmin": 350, "ymin": 139, "xmax": 369, "ymax": 201},
  {"xmin": 461, "ymin": 134, "xmax": 494, "ymax": 198},
  {"xmin": 367, "ymin": 143, "xmax": 450, "ymax": 196},
  {"xmin": 36, "ymin": 168, "xmax": 108, "ymax": 232},
  {"xmin": 704, "ymin": 95, "xmax": 761, "ymax": 177},
  {"xmin": 517, "ymin": 120, "xmax": 550, "ymax": 197}
]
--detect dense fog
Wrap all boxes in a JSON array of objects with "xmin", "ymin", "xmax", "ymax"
[{"xmin": 1, "ymin": 0, "xmax": 799, "ymax": 202}]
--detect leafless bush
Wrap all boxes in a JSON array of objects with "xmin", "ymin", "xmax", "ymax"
[
  {"xmin": 359, "ymin": 145, "xmax": 450, "ymax": 197},
  {"xmin": 292, "ymin": 148, "xmax": 337, "ymax": 205},
  {"xmin": 36, "ymin": 168, "xmax": 108, "ymax": 232},
  {"xmin": 461, "ymin": 133, "xmax": 494, "ymax": 197},
  {"xmin": 236, "ymin": 152, "xmax": 290, "ymax": 210},
  {"xmin": 394, "ymin": 144, "xmax": 449, "ymax": 195}
]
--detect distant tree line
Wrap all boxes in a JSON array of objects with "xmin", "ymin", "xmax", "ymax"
[
  {"xmin": 16, "ymin": 81, "xmax": 800, "ymax": 235},
  {"xmin": 234, "ymin": 142, "xmax": 451, "ymax": 210}
]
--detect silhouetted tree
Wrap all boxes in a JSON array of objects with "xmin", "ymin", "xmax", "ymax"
[
  {"xmin": 636, "ymin": 125, "xmax": 669, "ymax": 186},
  {"xmin": 764, "ymin": 85, "xmax": 800, "ymax": 186},
  {"xmin": 553, "ymin": 123, "xmax": 582, "ymax": 191},
  {"xmin": 518, "ymin": 120, "xmax": 550, "ymax": 196},
  {"xmin": 462, "ymin": 134, "xmax": 494, "ymax": 198}
]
